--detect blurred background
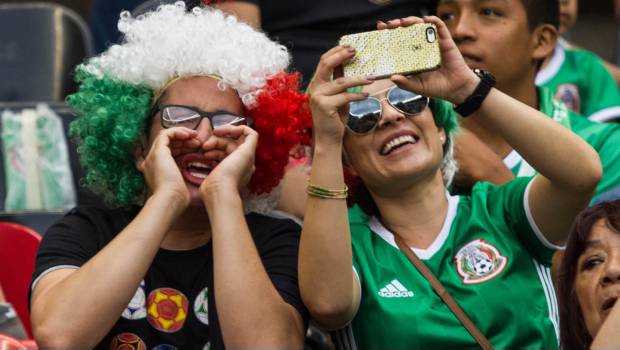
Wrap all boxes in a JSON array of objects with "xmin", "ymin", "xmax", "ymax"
[{"xmin": 0, "ymin": 0, "xmax": 615, "ymax": 60}]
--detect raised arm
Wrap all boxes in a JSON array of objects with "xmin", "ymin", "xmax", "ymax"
[
  {"xmin": 31, "ymin": 128, "xmax": 198, "ymax": 349},
  {"xmin": 391, "ymin": 16, "xmax": 602, "ymax": 245},
  {"xmin": 299, "ymin": 47, "xmax": 372, "ymax": 330},
  {"xmin": 199, "ymin": 125, "xmax": 304, "ymax": 348}
]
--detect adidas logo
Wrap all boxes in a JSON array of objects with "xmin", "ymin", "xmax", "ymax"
[{"xmin": 378, "ymin": 279, "xmax": 414, "ymax": 298}]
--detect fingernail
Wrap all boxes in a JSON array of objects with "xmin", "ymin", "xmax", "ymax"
[
  {"xmin": 342, "ymin": 44, "xmax": 351, "ymax": 49},
  {"xmin": 364, "ymin": 75, "xmax": 375, "ymax": 81}
]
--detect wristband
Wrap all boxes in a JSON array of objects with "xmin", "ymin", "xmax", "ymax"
[{"xmin": 454, "ymin": 69, "xmax": 496, "ymax": 117}]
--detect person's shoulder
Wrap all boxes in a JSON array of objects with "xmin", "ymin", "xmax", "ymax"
[
  {"xmin": 469, "ymin": 178, "xmax": 531, "ymax": 202},
  {"xmin": 563, "ymin": 46, "xmax": 606, "ymax": 69},
  {"xmin": 246, "ymin": 211, "xmax": 301, "ymax": 233},
  {"xmin": 48, "ymin": 205, "xmax": 139, "ymax": 236},
  {"xmin": 245, "ymin": 212, "xmax": 302, "ymax": 250}
]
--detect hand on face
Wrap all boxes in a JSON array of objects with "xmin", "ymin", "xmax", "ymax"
[
  {"xmin": 378, "ymin": 16, "xmax": 480, "ymax": 105},
  {"xmin": 137, "ymin": 124, "xmax": 256, "ymax": 208},
  {"xmin": 198, "ymin": 124, "xmax": 258, "ymax": 199},
  {"xmin": 307, "ymin": 46, "xmax": 373, "ymax": 146},
  {"xmin": 136, "ymin": 127, "xmax": 201, "ymax": 207}
]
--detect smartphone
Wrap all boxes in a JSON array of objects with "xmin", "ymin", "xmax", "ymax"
[{"xmin": 338, "ymin": 23, "xmax": 441, "ymax": 79}]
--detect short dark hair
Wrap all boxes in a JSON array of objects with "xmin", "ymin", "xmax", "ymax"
[
  {"xmin": 521, "ymin": 0, "xmax": 560, "ymax": 31},
  {"xmin": 557, "ymin": 199, "xmax": 620, "ymax": 350}
]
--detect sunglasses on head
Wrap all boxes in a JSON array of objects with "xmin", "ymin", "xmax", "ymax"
[
  {"xmin": 156, "ymin": 104, "xmax": 253, "ymax": 130},
  {"xmin": 347, "ymin": 85, "xmax": 430, "ymax": 134}
]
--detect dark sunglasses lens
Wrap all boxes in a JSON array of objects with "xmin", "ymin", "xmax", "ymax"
[
  {"xmin": 161, "ymin": 106, "xmax": 200, "ymax": 128},
  {"xmin": 389, "ymin": 88, "xmax": 428, "ymax": 114},
  {"xmin": 348, "ymin": 99, "xmax": 381, "ymax": 133},
  {"xmin": 212, "ymin": 114, "xmax": 249, "ymax": 128}
]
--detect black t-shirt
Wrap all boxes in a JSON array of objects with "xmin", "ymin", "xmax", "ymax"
[
  {"xmin": 31, "ymin": 206, "xmax": 307, "ymax": 350},
  {"xmin": 236, "ymin": 0, "xmax": 437, "ymax": 86}
]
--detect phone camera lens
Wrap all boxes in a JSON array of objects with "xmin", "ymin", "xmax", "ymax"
[{"xmin": 426, "ymin": 27, "xmax": 437, "ymax": 43}]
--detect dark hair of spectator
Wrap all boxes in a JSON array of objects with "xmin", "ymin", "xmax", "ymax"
[
  {"xmin": 520, "ymin": 0, "xmax": 560, "ymax": 31},
  {"xmin": 557, "ymin": 199, "xmax": 620, "ymax": 350}
]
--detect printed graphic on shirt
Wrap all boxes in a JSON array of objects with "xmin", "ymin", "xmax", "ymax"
[
  {"xmin": 152, "ymin": 345, "xmax": 178, "ymax": 350},
  {"xmin": 110, "ymin": 332, "xmax": 146, "ymax": 350},
  {"xmin": 377, "ymin": 279, "xmax": 414, "ymax": 298},
  {"xmin": 147, "ymin": 288, "xmax": 189, "ymax": 333},
  {"xmin": 194, "ymin": 287, "xmax": 209, "ymax": 325},
  {"xmin": 203, "ymin": 341, "xmax": 211, "ymax": 350},
  {"xmin": 454, "ymin": 239, "xmax": 508, "ymax": 284},
  {"xmin": 122, "ymin": 280, "xmax": 147, "ymax": 320},
  {"xmin": 554, "ymin": 84, "xmax": 581, "ymax": 113}
]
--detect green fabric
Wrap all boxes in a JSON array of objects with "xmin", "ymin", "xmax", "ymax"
[
  {"xmin": 537, "ymin": 41, "xmax": 620, "ymax": 122},
  {"xmin": 1, "ymin": 105, "xmax": 76, "ymax": 211},
  {"xmin": 349, "ymin": 177, "xmax": 559, "ymax": 350},
  {"xmin": 508, "ymin": 87, "xmax": 620, "ymax": 203}
]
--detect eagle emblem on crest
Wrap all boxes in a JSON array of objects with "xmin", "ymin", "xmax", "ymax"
[{"xmin": 454, "ymin": 239, "xmax": 507, "ymax": 284}]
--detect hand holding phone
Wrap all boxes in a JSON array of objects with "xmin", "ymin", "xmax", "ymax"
[{"xmin": 339, "ymin": 23, "xmax": 441, "ymax": 79}]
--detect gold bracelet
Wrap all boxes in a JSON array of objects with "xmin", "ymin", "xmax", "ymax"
[{"xmin": 306, "ymin": 181, "xmax": 348, "ymax": 199}]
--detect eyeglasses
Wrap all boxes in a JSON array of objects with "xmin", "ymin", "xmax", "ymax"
[
  {"xmin": 155, "ymin": 104, "xmax": 253, "ymax": 130},
  {"xmin": 347, "ymin": 86, "xmax": 430, "ymax": 134}
]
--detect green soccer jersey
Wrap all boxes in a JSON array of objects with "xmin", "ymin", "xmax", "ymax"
[
  {"xmin": 536, "ymin": 39, "xmax": 620, "ymax": 122},
  {"xmin": 345, "ymin": 178, "xmax": 559, "ymax": 350},
  {"xmin": 504, "ymin": 87, "xmax": 620, "ymax": 203}
]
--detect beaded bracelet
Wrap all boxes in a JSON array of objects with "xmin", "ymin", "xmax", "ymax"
[{"xmin": 306, "ymin": 181, "xmax": 348, "ymax": 199}]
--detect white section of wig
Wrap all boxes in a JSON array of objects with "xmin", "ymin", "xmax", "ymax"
[{"xmin": 81, "ymin": 1, "xmax": 290, "ymax": 107}]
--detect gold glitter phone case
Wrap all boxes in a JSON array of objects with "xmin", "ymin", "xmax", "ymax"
[{"xmin": 339, "ymin": 23, "xmax": 441, "ymax": 79}]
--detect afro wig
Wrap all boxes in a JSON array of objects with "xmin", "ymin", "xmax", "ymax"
[{"xmin": 68, "ymin": 2, "xmax": 311, "ymax": 207}]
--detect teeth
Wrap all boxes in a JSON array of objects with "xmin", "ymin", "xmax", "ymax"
[
  {"xmin": 189, "ymin": 171, "xmax": 208, "ymax": 179},
  {"xmin": 186, "ymin": 161, "xmax": 212, "ymax": 179},
  {"xmin": 382, "ymin": 135, "xmax": 416, "ymax": 155},
  {"xmin": 188, "ymin": 162, "xmax": 210, "ymax": 169}
]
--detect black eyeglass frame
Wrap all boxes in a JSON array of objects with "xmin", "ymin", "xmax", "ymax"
[
  {"xmin": 347, "ymin": 86, "xmax": 430, "ymax": 135},
  {"xmin": 154, "ymin": 104, "xmax": 254, "ymax": 130}
]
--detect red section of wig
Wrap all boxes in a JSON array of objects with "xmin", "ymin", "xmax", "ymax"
[{"xmin": 247, "ymin": 72, "xmax": 312, "ymax": 194}]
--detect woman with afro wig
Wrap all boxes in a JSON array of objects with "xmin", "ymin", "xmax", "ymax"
[{"xmin": 29, "ymin": 2, "xmax": 311, "ymax": 349}]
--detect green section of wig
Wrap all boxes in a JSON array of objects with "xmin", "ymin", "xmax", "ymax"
[
  {"xmin": 67, "ymin": 67, "xmax": 153, "ymax": 207},
  {"xmin": 429, "ymin": 98, "xmax": 459, "ymax": 134}
]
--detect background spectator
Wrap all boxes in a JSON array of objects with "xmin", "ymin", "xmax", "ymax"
[
  {"xmin": 558, "ymin": 199, "xmax": 620, "ymax": 350},
  {"xmin": 212, "ymin": 0, "xmax": 437, "ymax": 87}
]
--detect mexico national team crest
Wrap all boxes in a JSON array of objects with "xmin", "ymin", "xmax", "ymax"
[
  {"xmin": 147, "ymin": 288, "xmax": 189, "ymax": 333},
  {"xmin": 122, "ymin": 280, "xmax": 147, "ymax": 320},
  {"xmin": 454, "ymin": 239, "xmax": 507, "ymax": 284},
  {"xmin": 554, "ymin": 83, "xmax": 581, "ymax": 113}
]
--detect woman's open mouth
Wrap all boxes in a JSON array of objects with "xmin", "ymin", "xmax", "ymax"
[{"xmin": 177, "ymin": 154, "xmax": 218, "ymax": 186}]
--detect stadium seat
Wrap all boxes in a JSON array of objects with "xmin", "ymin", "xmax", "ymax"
[
  {"xmin": 0, "ymin": 3, "xmax": 94, "ymax": 101},
  {"xmin": 0, "ymin": 222, "xmax": 42, "ymax": 338},
  {"xmin": 0, "ymin": 102, "xmax": 103, "ymax": 233}
]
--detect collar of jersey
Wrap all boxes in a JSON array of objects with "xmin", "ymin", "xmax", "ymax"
[
  {"xmin": 535, "ymin": 42, "xmax": 566, "ymax": 86},
  {"xmin": 369, "ymin": 192, "xmax": 460, "ymax": 260}
]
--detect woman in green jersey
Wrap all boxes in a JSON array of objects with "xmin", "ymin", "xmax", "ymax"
[
  {"xmin": 558, "ymin": 199, "xmax": 620, "ymax": 350},
  {"xmin": 300, "ymin": 15, "xmax": 602, "ymax": 349}
]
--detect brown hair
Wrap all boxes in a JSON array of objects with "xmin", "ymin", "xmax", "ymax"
[{"xmin": 558, "ymin": 199, "xmax": 620, "ymax": 350}]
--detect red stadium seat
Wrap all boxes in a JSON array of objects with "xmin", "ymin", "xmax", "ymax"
[{"xmin": 0, "ymin": 222, "xmax": 41, "ymax": 338}]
